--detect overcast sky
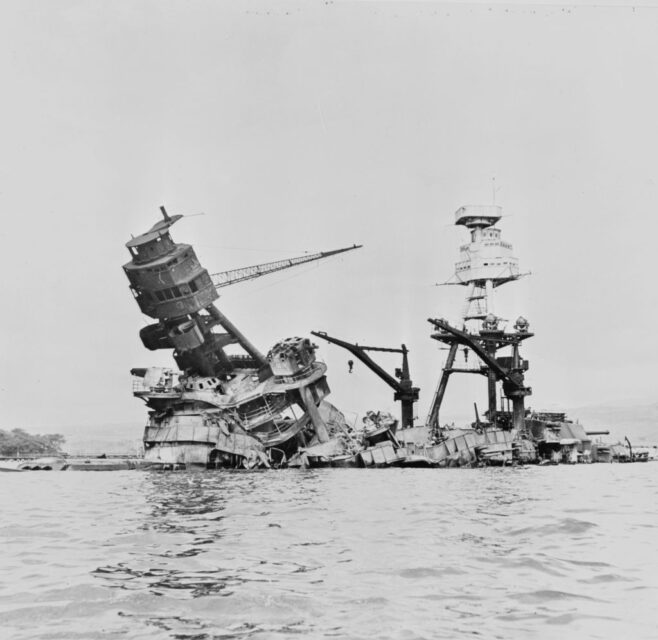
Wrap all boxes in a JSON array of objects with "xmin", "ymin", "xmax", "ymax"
[{"xmin": 1, "ymin": 0, "xmax": 657, "ymax": 432}]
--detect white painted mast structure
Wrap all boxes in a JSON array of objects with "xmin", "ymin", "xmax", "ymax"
[
  {"xmin": 454, "ymin": 205, "xmax": 521, "ymax": 326},
  {"xmin": 427, "ymin": 205, "xmax": 530, "ymax": 433}
]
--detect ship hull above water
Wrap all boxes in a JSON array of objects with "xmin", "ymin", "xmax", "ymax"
[{"xmin": 400, "ymin": 427, "xmax": 522, "ymax": 467}]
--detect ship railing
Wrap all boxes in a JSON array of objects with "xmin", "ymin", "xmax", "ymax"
[
  {"xmin": 240, "ymin": 405, "xmax": 279, "ymax": 423},
  {"xmin": 273, "ymin": 363, "xmax": 321, "ymax": 384},
  {"xmin": 239, "ymin": 396, "xmax": 288, "ymax": 424}
]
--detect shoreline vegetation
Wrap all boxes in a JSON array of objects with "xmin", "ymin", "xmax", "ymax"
[{"xmin": 0, "ymin": 429, "xmax": 65, "ymax": 458}]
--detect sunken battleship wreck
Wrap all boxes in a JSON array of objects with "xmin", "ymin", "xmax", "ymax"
[
  {"xmin": 393, "ymin": 204, "xmax": 617, "ymax": 466},
  {"xmin": 312, "ymin": 205, "xmax": 623, "ymax": 467},
  {"xmin": 123, "ymin": 207, "xmax": 377, "ymax": 469},
  {"xmin": 394, "ymin": 204, "xmax": 537, "ymax": 465},
  {"xmin": 124, "ymin": 206, "xmax": 633, "ymax": 470}
]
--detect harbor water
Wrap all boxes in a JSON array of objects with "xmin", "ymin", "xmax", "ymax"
[{"xmin": 1, "ymin": 465, "xmax": 657, "ymax": 640}]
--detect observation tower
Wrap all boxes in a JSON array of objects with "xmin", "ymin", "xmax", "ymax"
[
  {"xmin": 452, "ymin": 205, "xmax": 520, "ymax": 322},
  {"xmin": 427, "ymin": 205, "xmax": 532, "ymax": 436}
]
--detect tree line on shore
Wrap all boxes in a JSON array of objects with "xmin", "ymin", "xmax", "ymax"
[{"xmin": 0, "ymin": 429, "xmax": 65, "ymax": 457}]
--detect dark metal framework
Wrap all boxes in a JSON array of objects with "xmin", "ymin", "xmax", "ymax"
[
  {"xmin": 310, "ymin": 331, "xmax": 420, "ymax": 429},
  {"xmin": 426, "ymin": 317, "xmax": 533, "ymax": 438}
]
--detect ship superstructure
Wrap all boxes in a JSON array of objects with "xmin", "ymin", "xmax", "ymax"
[
  {"xmin": 123, "ymin": 207, "xmax": 360, "ymax": 468},
  {"xmin": 451, "ymin": 205, "xmax": 521, "ymax": 319},
  {"xmin": 426, "ymin": 205, "xmax": 532, "ymax": 438},
  {"xmin": 121, "ymin": 204, "xmax": 622, "ymax": 470}
]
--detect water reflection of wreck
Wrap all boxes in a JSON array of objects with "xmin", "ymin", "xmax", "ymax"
[{"xmin": 123, "ymin": 207, "xmax": 362, "ymax": 469}]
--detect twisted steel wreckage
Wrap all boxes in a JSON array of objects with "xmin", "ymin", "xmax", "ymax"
[{"xmin": 123, "ymin": 206, "xmax": 616, "ymax": 470}]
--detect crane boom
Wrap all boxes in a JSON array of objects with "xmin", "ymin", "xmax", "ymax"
[
  {"xmin": 210, "ymin": 244, "xmax": 363, "ymax": 289},
  {"xmin": 311, "ymin": 331, "xmax": 420, "ymax": 429}
]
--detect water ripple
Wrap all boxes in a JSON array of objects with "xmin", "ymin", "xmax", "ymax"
[{"xmin": 1, "ymin": 466, "xmax": 657, "ymax": 639}]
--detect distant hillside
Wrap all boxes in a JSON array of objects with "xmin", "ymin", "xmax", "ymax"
[
  {"xmin": 57, "ymin": 422, "xmax": 143, "ymax": 455},
  {"xmin": 567, "ymin": 402, "xmax": 658, "ymax": 444}
]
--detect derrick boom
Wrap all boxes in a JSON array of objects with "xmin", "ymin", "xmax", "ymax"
[
  {"xmin": 311, "ymin": 331, "xmax": 419, "ymax": 429},
  {"xmin": 210, "ymin": 245, "xmax": 363, "ymax": 289}
]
